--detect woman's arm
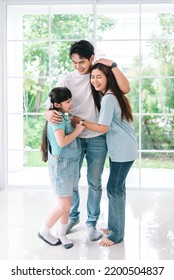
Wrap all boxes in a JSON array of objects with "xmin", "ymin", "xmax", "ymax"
[
  {"xmin": 83, "ymin": 120, "xmax": 109, "ymax": 134},
  {"xmin": 71, "ymin": 116, "xmax": 109, "ymax": 134}
]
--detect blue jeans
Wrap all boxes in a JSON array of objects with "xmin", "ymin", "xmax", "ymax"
[
  {"xmin": 69, "ymin": 134, "xmax": 107, "ymax": 227},
  {"xmin": 107, "ymin": 159, "xmax": 134, "ymax": 243}
]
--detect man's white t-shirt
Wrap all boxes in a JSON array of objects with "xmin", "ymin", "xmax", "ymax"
[{"xmin": 57, "ymin": 70, "xmax": 102, "ymax": 138}]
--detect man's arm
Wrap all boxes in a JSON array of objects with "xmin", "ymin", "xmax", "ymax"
[
  {"xmin": 44, "ymin": 110, "xmax": 62, "ymax": 124},
  {"xmin": 95, "ymin": 58, "xmax": 130, "ymax": 94}
]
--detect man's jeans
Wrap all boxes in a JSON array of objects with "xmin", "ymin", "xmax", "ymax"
[
  {"xmin": 107, "ymin": 159, "xmax": 134, "ymax": 243},
  {"xmin": 69, "ymin": 134, "xmax": 107, "ymax": 227}
]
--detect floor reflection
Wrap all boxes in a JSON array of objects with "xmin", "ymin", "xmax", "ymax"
[{"xmin": 0, "ymin": 187, "xmax": 174, "ymax": 260}]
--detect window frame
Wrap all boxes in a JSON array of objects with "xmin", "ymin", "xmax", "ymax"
[{"xmin": 0, "ymin": 0, "xmax": 174, "ymax": 190}]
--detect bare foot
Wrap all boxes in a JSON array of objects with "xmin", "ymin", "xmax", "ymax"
[
  {"xmin": 101, "ymin": 228, "xmax": 110, "ymax": 235},
  {"xmin": 99, "ymin": 237, "xmax": 115, "ymax": 247}
]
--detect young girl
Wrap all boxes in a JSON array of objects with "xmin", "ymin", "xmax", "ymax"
[
  {"xmin": 78, "ymin": 63, "xmax": 138, "ymax": 246},
  {"xmin": 39, "ymin": 87, "xmax": 84, "ymax": 249}
]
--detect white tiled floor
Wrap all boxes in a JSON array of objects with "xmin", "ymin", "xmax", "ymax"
[{"xmin": 0, "ymin": 184, "xmax": 174, "ymax": 260}]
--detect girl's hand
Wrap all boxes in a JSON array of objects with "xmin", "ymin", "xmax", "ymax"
[{"xmin": 75, "ymin": 123, "xmax": 85, "ymax": 134}]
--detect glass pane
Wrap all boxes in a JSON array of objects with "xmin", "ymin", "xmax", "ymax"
[
  {"xmin": 133, "ymin": 115, "xmax": 139, "ymax": 145},
  {"xmin": 141, "ymin": 4, "xmax": 174, "ymax": 40},
  {"xmin": 7, "ymin": 41, "xmax": 49, "ymax": 78},
  {"xmin": 23, "ymin": 115, "xmax": 45, "ymax": 149},
  {"xmin": 8, "ymin": 151, "xmax": 24, "ymax": 173},
  {"xmin": 8, "ymin": 77, "xmax": 49, "ymax": 120},
  {"xmin": 7, "ymin": 42, "xmax": 23, "ymax": 77},
  {"xmin": 51, "ymin": 79, "xmax": 59, "ymax": 89},
  {"xmin": 129, "ymin": 78, "xmax": 140, "ymax": 113},
  {"xmin": 23, "ymin": 14, "xmax": 49, "ymax": 40},
  {"xmin": 141, "ymin": 116, "xmax": 174, "ymax": 150},
  {"xmin": 141, "ymin": 41, "xmax": 174, "ymax": 76},
  {"xmin": 141, "ymin": 152, "xmax": 174, "ymax": 168},
  {"xmin": 97, "ymin": 4, "xmax": 139, "ymax": 40},
  {"xmin": 141, "ymin": 78, "xmax": 174, "ymax": 113},
  {"xmin": 51, "ymin": 41, "xmax": 74, "ymax": 77},
  {"xmin": 7, "ymin": 78, "xmax": 23, "ymax": 114},
  {"xmin": 141, "ymin": 152, "xmax": 174, "ymax": 188},
  {"xmin": 51, "ymin": 4, "xmax": 93, "ymax": 40},
  {"xmin": 24, "ymin": 151, "xmax": 47, "ymax": 167},
  {"xmin": 23, "ymin": 42, "xmax": 49, "ymax": 77},
  {"xmin": 23, "ymin": 78, "xmax": 50, "ymax": 113},
  {"xmin": 8, "ymin": 114, "xmax": 23, "ymax": 150},
  {"xmin": 96, "ymin": 41, "xmax": 139, "ymax": 76},
  {"xmin": 7, "ymin": 5, "xmax": 49, "ymax": 40}
]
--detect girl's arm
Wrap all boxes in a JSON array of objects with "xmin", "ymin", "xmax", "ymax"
[
  {"xmin": 83, "ymin": 120, "xmax": 109, "ymax": 134},
  {"xmin": 54, "ymin": 124, "xmax": 84, "ymax": 147}
]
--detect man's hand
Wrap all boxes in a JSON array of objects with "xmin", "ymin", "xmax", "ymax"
[
  {"xmin": 44, "ymin": 110, "xmax": 62, "ymax": 124},
  {"xmin": 95, "ymin": 57, "xmax": 130, "ymax": 94},
  {"xmin": 94, "ymin": 58, "xmax": 113, "ymax": 67},
  {"xmin": 71, "ymin": 116, "xmax": 82, "ymax": 127}
]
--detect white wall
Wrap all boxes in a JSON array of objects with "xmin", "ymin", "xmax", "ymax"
[{"xmin": 0, "ymin": 1, "xmax": 5, "ymax": 189}]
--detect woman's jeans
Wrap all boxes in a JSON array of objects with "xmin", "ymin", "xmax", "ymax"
[
  {"xmin": 107, "ymin": 159, "xmax": 134, "ymax": 243},
  {"xmin": 69, "ymin": 134, "xmax": 107, "ymax": 227}
]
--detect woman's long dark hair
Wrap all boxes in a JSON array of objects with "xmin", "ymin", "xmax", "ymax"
[
  {"xmin": 41, "ymin": 87, "xmax": 72, "ymax": 162},
  {"xmin": 90, "ymin": 63, "xmax": 133, "ymax": 122}
]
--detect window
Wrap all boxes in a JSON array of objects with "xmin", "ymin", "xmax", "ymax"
[{"xmin": 1, "ymin": 1, "xmax": 174, "ymax": 189}]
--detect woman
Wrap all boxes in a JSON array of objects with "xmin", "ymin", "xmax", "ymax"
[{"xmin": 79, "ymin": 63, "xmax": 138, "ymax": 246}]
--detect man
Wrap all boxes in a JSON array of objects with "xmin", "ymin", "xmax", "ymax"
[{"xmin": 45, "ymin": 40, "xmax": 130, "ymax": 241}]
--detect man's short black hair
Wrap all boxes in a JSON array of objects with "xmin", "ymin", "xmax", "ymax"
[{"xmin": 69, "ymin": 40, "xmax": 95, "ymax": 60}]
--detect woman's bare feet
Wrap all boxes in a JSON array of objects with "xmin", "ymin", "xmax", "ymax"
[
  {"xmin": 101, "ymin": 228, "xmax": 110, "ymax": 235},
  {"xmin": 99, "ymin": 237, "xmax": 115, "ymax": 247}
]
